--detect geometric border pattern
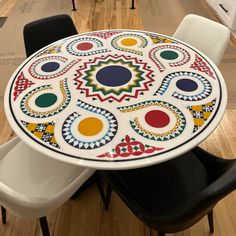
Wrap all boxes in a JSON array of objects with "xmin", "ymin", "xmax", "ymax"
[
  {"xmin": 149, "ymin": 44, "xmax": 191, "ymax": 72},
  {"xmin": 61, "ymin": 100, "xmax": 118, "ymax": 149},
  {"xmin": 190, "ymin": 54, "xmax": 216, "ymax": 80},
  {"xmin": 21, "ymin": 120, "xmax": 60, "ymax": 149},
  {"xmin": 20, "ymin": 79, "xmax": 71, "ymax": 118},
  {"xmin": 13, "ymin": 71, "xmax": 35, "ymax": 101},
  {"xmin": 88, "ymin": 31, "xmax": 121, "ymax": 39},
  {"xmin": 145, "ymin": 33, "xmax": 175, "ymax": 44},
  {"xmin": 66, "ymin": 37, "xmax": 108, "ymax": 56},
  {"xmin": 188, "ymin": 99, "xmax": 216, "ymax": 133},
  {"xmin": 118, "ymin": 100, "xmax": 186, "ymax": 141},
  {"xmin": 111, "ymin": 33, "xmax": 148, "ymax": 55},
  {"xmin": 154, "ymin": 71, "xmax": 212, "ymax": 101},
  {"xmin": 97, "ymin": 135, "xmax": 163, "ymax": 158},
  {"xmin": 28, "ymin": 56, "xmax": 79, "ymax": 80},
  {"xmin": 37, "ymin": 43, "xmax": 63, "ymax": 56}
]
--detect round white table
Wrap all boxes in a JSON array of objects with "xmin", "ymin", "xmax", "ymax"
[{"xmin": 4, "ymin": 29, "xmax": 227, "ymax": 169}]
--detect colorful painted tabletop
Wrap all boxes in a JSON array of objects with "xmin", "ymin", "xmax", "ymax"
[{"xmin": 4, "ymin": 30, "xmax": 227, "ymax": 169}]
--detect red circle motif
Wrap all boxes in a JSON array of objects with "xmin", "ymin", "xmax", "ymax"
[
  {"xmin": 76, "ymin": 42, "xmax": 93, "ymax": 51},
  {"xmin": 145, "ymin": 110, "xmax": 170, "ymax": 128}
]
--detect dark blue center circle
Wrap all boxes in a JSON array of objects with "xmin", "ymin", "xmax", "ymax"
[
  {"xmin": 96, "ymin": 65, "xmax": 132, "ymax": 87},
  {"xmin": 41, "ymin": 62, "xmax": 60, "ymax": 72},
  {"xmin": 176, "ymin": 79, "xmax": 198, "ymax": 92}
]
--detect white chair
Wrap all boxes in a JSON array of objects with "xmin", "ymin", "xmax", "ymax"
[
  {"xmin": 0, "ymin": 137, "xmax": 96, "ymax": 236},
  {"xmin": 173, "ymin": 14, "xmax": 230, "ymax": 65}
]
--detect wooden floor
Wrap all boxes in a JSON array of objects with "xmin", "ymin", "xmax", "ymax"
[{"xmin": 1, "ymin": 0, "xmax": 236, "ymax": 235}]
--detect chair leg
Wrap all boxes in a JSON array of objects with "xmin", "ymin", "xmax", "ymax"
[
  {"xmin": 95, "ymin": 173, "xmax": 106, "ymax": 205},
  {"xmin": 130, "ymin": 0, "xmax": 135, "ymax": 9},
  {"xmin": 1, "ymin": 206, "xmax": 6, "ymax": 224},
  {"xmin": 207, "ymin": 210, "xmax": 214, "ymax": 233},
  {"xmin": 72, "ymin": 0, "xmax": 77, "ymax": 11},
  {"xmin": 94, "ymin": 173, "xmax": 113, "ymax": 210},
  {"xmin": 105, "ymin": 183, "xmax": 112, "ymax": 210},
  {"xmin": 39, "ymin": 216, "xmax": 50, "ymax": 236}
]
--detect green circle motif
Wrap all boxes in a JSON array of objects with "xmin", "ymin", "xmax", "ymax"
[
  {"xmin": 35, "ymin": 93, "xmax": 58, "ymax": 108},
  {"xmin": 160, "ymin": 50, "xmax": 178, "ymax": 60}
]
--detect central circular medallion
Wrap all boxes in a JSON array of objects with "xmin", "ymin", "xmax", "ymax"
[
  {"xmin": 145, "ymin": 110, "xmax": 170, "ymax": 128},
  {"xmin": 96, "ymin": 65, "xmax": 132, "ymax": 87},
  {"xmin": 78, "ymin": 117, "xmax": 103, "ymax": 136}
]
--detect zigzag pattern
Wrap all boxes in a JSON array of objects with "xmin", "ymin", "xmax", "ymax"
[{"xmin": 73, "ymin": 54, "xmax": 154, "ymax": 102}]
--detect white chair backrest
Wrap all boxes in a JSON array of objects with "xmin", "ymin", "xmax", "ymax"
[{"xmin": 173, "ymin": 14, "xmax": 230, "ymax": 65}]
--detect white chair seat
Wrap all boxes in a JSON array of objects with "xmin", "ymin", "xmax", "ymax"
[{"xmin": 0, "ymin": 138, "xmax": 95, "ymax": 218}]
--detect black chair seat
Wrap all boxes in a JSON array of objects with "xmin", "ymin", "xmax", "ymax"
[{"xmin": 99, "ymin": 147, "xmax": 236, "ymax": 235}]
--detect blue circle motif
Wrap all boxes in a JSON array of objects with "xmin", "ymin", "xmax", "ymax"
[
  {"xmin": 176, "ymin": 79, "xmax": 198, "ymax": 92},
  {"xmin": 41, "ymin": 62, "xmax": 60, "ymax": 72},
  {"xmin": 96, "ymin": 65, "xmax": 132, "ymax": 87}
]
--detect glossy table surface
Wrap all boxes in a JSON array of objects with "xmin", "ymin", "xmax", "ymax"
[{"xmin": 4, "ymin": 30, "xmax": 227, "ymax": 169}]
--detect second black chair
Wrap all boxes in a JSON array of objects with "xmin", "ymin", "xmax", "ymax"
[
  {"xmin": 99, "ymin": 147, "xmax": 236, "ymax": 236},
  {"xmin": 23, "ymin": 14, "xmax": 78, "ymax": 57}
]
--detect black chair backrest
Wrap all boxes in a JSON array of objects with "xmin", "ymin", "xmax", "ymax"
[{"xmin": 23, "ymin": 14, "xmax": 78, "ymax": 57}]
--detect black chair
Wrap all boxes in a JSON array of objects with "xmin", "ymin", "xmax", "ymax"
[
  {"xmin": 23, "ymin": 14, "xmax": 78, "ymax": 57},
  {"xmin": 99, "ymin": 147, "xmax": 236, "ymax": 236}
]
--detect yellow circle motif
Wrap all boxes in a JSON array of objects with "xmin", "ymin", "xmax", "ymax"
[
  {"xmin": 78, "ymin": 117, "xmax": 103, "ymax": 136},
  {"xmin": 121, "ymin": 38, "xmax": 138, "ymax": 46}
]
